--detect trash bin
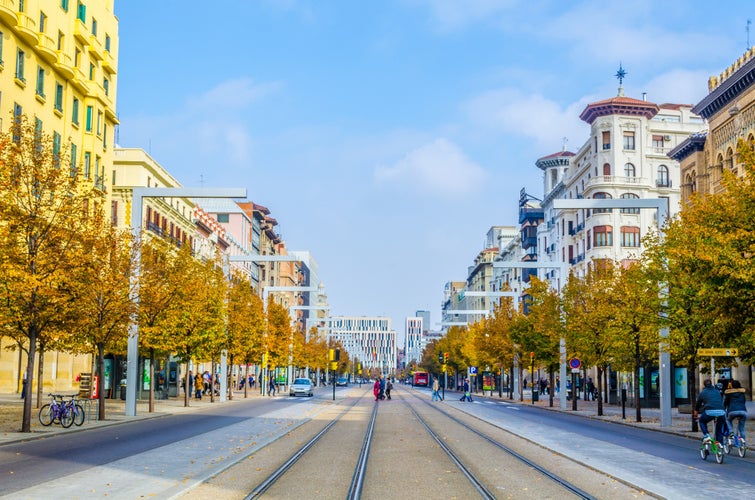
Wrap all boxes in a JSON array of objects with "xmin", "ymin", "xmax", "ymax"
[
  {"xmin": 532, "ymin": 389, "xmax": 539, "ymax": 402},
  {"xmin": 120, "ymin": 383, "xmax": 127, "ymax": 400}
]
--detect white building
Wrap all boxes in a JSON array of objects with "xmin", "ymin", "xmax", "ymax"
[
  {"xmin": 404, "ymin": 317, "xmax": 423, "ymax": 366},
  {"xmin": 538, "ymin": 90, "xmax": 703, "ymax": 283},
  {"xmin": 325, "ymin": 317, "xmax": 397, "ymax": 375}
]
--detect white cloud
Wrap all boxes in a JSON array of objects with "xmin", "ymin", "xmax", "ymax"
[
  {"xmin": 461, "ymin": 88, "xmax": 589, "ymax": 153},
  {"xmin": 642, "ymin": 69, "xmax": 711, "ymax": 106},
  {"xmin": 404, "ymin": 0, "xmax": 520, "ymax": 32},
  {"xmin": 374, "ymin": 138, "xmax": 487, "ymax": 196}
]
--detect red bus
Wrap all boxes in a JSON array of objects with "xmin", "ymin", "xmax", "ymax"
[{"xmin": 413, "ymin": 371, "xmax": 429, "ymax": 387}]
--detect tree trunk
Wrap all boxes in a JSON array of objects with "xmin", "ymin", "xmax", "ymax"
[
  {"xmin": 97, "ymin": 343, "xmax": 107, "ymax": 421},
  {"xmin": 148, "ymin": 348, "xmax": 155, "ymax": 413},
  {"xmin": 21, "ymin": 331, "xmax": 38, "ymax": 433},
  {"xmin": 36, "ymin": 347, "xmax": 45, "ymax": 409},
  {"xmin": 549, "ymin": 369, "xmax": 555, "ymax": 407},
  {"xmin": 244, "ymin": 363, "xmax": 249, "ymax": 398},
  {"xmin": 633, "ymin": 362, "xmax": 642, "ymax": 423},
  {"xmin": 184, "ymin": 360, "xmax": 191, "ymax": 408},
  {"xmin": 689, "ymin": 364, "xmax": 698, "ymax": 432}
]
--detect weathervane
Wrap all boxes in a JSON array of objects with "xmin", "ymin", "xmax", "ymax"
[{"xmin": 615, "ymin": 64, "xmax": 627, "ymax": 85}]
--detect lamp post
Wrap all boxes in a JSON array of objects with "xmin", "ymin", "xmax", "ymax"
[
  {"xmin": 126, "ymin": 187, "xmax": 246, "ymax": 417},
  {"xmin": 553, "ymin": 197, "xmax": 671, "ymax": 426}
]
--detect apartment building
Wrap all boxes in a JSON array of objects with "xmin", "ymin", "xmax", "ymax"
[
  {"xmin": 404, "ymin": 316, "xmax": 423, "ymax": 367},
  {"xmin": 0, "ymin": 0, "xmax": 118, "ymax": 212},
  {"xmin": 325, "ymin": 316, "xmax": 397, "ymax": 375}
]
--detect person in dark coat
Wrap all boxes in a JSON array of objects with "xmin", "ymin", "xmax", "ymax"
[
  {"xmin": 694, "ymin": 379, "xmax": 730, "ymax": 442},
  {"xmin": 724, "ymin": 380, "xmax": 748, "ymax": 441}
]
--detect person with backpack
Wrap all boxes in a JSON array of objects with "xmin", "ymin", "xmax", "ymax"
[{"xmin": 460, "ymin": 378, "xmax": 472, "ymax": 402}]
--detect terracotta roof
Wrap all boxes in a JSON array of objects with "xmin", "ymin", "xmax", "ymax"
[
  {"xmin": 538, "ymin": 150, "xmax": 575, "ymax": 160},
  {"xmin": 579, "ymin": 96, "xmax": 659, "ymax": 124},
  {"xmin": 658, "ymin": 103, "xmax": 693, "ymax": 110}
]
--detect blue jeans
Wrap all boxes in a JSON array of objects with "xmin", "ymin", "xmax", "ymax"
[
  {"xmin": 431, "ymin": 390, "xmax": 439, "ymax": 401},
  {"xmin": 699, "ymin": 410, "xmax": 730, "ymax": 439},
  {"xmin": 727, "ymin": 411, "xmax": 747, "ymax": 440}
]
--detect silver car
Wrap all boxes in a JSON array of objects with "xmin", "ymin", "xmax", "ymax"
[{"xmin": 290, "ymin": 378, "xmax": 314, "ymax": 397}]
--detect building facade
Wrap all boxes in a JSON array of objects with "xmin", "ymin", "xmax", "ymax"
[
  {"xmin": 325, "ymin": 316, "xmax": 397, "ymax": 375},
  {"xmin": 404, "ymin": 316, "xmax": 423, "ymax": 367}
]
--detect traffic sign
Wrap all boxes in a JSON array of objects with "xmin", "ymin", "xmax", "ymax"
[
  {"xmin": 697, "ymin": 348, "xmax": 738, "ymax": 357},
  {"xmin": 569, "ymin": 358, "xmax": 581, "ymax": 370},
  {"xmin": 468, "ymin": 366, "xmax": 478, "ymax": 375}
]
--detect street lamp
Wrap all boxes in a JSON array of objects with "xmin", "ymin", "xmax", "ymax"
[
  {"xmin": 553, "ymin": 197, "xmax": 671, "ymax": 426},
  {"xmin": 126, "ymin": 187, "xmax": 247, "ymax": 417}
]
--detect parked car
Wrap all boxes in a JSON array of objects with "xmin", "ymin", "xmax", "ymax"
[
  {"xmin": 336, "ymin": 377, "xmax": 349, "ymax": 387},
  {"xmin": 290, "ymin": 378, "xmax": 314, "ymax": 397}
]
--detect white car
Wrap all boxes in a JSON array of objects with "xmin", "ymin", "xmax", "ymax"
[{"xmin": 290, "ymin": 378, "xmax": 314, "ymax": 397}]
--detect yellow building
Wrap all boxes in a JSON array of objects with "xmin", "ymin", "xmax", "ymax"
[{"xmin": 0, "ymin": 0, "xmax": 119, "ymax": 394}]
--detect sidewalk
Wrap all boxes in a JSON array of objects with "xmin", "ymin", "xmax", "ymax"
[{"xmin": 0, "ymin": 389, "xmax": 269, "ymax": 445}]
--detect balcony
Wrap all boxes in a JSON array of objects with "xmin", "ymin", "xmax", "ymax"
[
  {"xmin": 36, "ymin": 33, "xmax": 58, "ymax": 64},
  {"xmin": 73, "ymin": 18, "xmax": 89, "ymax": 45},
  {"xmin": 656, "ymin": 179, "xmax": 672, "ymax": 188},
  {"xmin": 586, "ymin": 175, "xmax": 646, "ymax": 189},
  {"xmin": 0, "ymin": 0, "xmax": 16, "ymax": 27},
  {"xmin": 88, "ymin": 35, "xmax": 103, "ymax": 60},
  {"xmin": 70, "ymin": 67, "xmax": 90, "ymax": 94},
  {"xmin": 102, "ymin": 50, "xmax": 116, "ymax": 74},
  {"xmin": 55, "ymin": 51, "xmax": 75, "ymax": 79},
  {"xmin": 15, "ymin": 12, "xmax": 38, "ymax": 45}
]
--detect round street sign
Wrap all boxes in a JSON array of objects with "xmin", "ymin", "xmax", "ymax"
[{"xmin": 569, "ymin": 358, "xmax": 581, "ymax": 370}]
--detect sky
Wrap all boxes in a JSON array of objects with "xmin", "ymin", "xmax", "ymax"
[{"xmin": 113, "ymin": 0, "xmax": 752, "ymax": 341}]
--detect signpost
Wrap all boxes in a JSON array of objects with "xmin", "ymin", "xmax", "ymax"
[
  {"xmin": 568, "ymin": 358, "xmax": 581, "ymax": 411},
  {"xmin": 697, "ymin": 348, "xmax": 738, "ymax": 385}
]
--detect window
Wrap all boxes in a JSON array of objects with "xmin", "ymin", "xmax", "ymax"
[
  {"xmin": 57, "ymin": 31, "xmax": 64, "ymax": 50},
  {"xmin": 657, "ymin": 164, "xmax": 670, "ymax": 187},
  {"xmin": 620, "ymin": 192, "xmax": 640, "ymax": 214},
  {"xmin": 111, "ymin": 200, "xmax": 118, "ymax": 226},
  {"xmin": 594, "ymin": 225, "xmax": 613, "ymax": 247},
  {"xmin": 13, "ymin": 103, "xmax": 22, "ymax": 142},
  {"xmin": 83, "ymin": 151, "xmax": 91, "ymax": 177},
  {"xmin": 89, "ymin": 62, "xmax": 94, "ymax": 80},
  {"xmin": 72, "ymin": 97, "xmax": 80, "ymax": 125},
  {"xmin": 623, "ymin": 131, "xmax": 635, "ymax": 150},
  {"xmin": 39, "ymin": 12, "xmax": 47, "ymax": 33},
  {"xmin": 0, "ymin": 30, "xmax": 4, "ymax": 66},
  {"xmin": 74, "ymin": 47, "xmax": 81, "ymax": 68},
  {"xmin": 602, "ymin": 163, "xmax": 611, "ymax": 176},
  {"xmin": 77, "ymin": 1, "xmax": 86, "ymax": 23},
  {"xmin": 70, "ymin": 143, "xmax": 77, "ymax": 176},
  {"xmin": 217, "ymin": 213, "xmax": 230, "ymax": 223},
  {"xmin": 621, "ymin": 226, "xmax": 640, "ymax": 247},
  {"xmin": 61, "ymin": 0, "xmax": 69, "ymax": 12},
  {"xmin": 36, "ymin": 66, "xmax": 45, "ymax": 97},
  {"xmin": 593, "ymin": 192, "xmax": 613, "ymax": 214},
  {"xmin": 103, "ymin": 77, "xmax": 109, "ymax": 96},
  {"xmin": 54, "ymin": 83, "xmax": 63, "ymax": 112},
  {"xmin": 602, "ymin": 131, "xmax": 611, "ymax": 150},
  {"xmin": 34, "ymin": 117, "xmax": 43, "ymax": 147},
  {"xmin": 18, "ymin": 0, "xmax": 24, "ymax": 12},
  {"xmin": 53, "ymin": 132, "xmax": 61, "ymax": 167},
  {"xmin": 85, "ymin": 105, "xmax": 93, "ymax": 131},
  {"xmin": 652, "ymin": 134, "xmax": 665, "ymax": 150},
  {"xmin": 16, "ymin": 49, "xmax": 25, "ymax": 82},
  {"xmin": 91, "ymin": 18, "xmax": 97, "ymax": 36},
  {"xmin": 96, "ymin": 110, "xmax": 102, "ymax": 135},
  {"xmin": 103, "ymin": 123, "xmax": 107, "ymax": 149},
  {"xmin": 105, "ymin": 35, "xmax": 111, "ymax": 52},
  {"xmin": 624, "ymin": 162, "xmax": 636, "ymax": 177}
]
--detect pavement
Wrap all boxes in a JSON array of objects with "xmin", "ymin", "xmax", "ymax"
[{"xmin": 1, "ymin": 387, "xmax": 752, "ymax": 447}]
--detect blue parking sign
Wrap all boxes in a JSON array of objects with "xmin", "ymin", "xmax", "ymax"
[{"xmin": 468, "ymin": 366, "xmax": 478, "ymax": 375}]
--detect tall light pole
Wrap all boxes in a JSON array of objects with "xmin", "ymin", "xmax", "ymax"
[
  {"xmin": 126, "ymin": 187, "xmax": 246, "ymax": 417},
  {"xmin": 553, "ymin": 197, "xmax": 671, "ymax": 426}
]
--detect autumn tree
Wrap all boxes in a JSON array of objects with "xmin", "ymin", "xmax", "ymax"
[
  {"xmin": 609, "ymin": 261, "xmax": 662, "ymax": 422},
  {"xmin": 227, "ymin": 274, "xmax": 264, "ymax": 398},
  {"xmin": 477, "ymin": 299, "xmax": 517, "ymax": 398},
  {"xmin": 69, "ymin": 210, "xmax": 135, "ymax": 420},
  {"xmin": 0, "ymin": 117, "xmax": 100, "ymax": 432},
  {"xmin": 266, "ymin": 299, "xmax": 293, "ymax": 384},
  {"xmin": 562, "ymin": 264, "xmax": 617, "ymax": 415}
]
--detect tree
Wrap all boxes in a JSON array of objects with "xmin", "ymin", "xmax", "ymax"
[
  {"xmin": 562, "ymin": 264, "xmax": 617, "ymax": 416},
  {"xmin": 266, "ymin": 299, "xmax": 293, "ymax": 384},
  {"xmin": 227, "ymin": 274, "xmax": 265, "ymax": 398},
  {"xmin": 609, "ymin": 261, "xmax": 662, "ymax": 422},
  {"xmin": 69, "ymin": 211, "xmax": 134, "ymax": 420},
  {"xmin": 0, "ymin": 117, "xmax": 100, "ymax": 432}
]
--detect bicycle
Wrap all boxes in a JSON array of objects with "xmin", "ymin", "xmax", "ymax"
[
  {"xmin": 38, "ymin": 394, "xmax": 74, "ymax": 428},
  {"xmin": 724, "ymin": 414, "xmax": 747, "ymax": 458},
  {"xmin": 699, "ymin": 416, "xmax": 727, "ymax": 464},
  {"xmin": 66, "ymin": 395, "xmax": 86, "ymax": 427}
]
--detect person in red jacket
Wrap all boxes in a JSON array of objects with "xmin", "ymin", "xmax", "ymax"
[{"xmin": 373, "ymin": 377, "xmax": 381, "ymax": 401}]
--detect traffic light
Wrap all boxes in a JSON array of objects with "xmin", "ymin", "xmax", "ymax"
[
  {"xmin": 438, "ymin": 352, "xmax": 444, "ymax": 364},
  {"xmin": 443, "ymin": 352, "xmax": 448, "ymax": 363},
  {"xmin": 335, "ymin": 348, "xmax": 340, "ymax": 361},
  {"xmin": 328, "ymin": 349, "xmax": 335, "ymax": 361}
]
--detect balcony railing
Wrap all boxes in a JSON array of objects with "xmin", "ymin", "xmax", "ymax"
[{"xmin": 656, "ymin": 179, "xmax": 672, "ymax": 188}]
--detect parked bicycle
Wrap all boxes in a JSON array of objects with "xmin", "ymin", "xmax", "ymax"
[{"xmin": 38, "ymin": 394, "xmax": 84, "ymax": 428}]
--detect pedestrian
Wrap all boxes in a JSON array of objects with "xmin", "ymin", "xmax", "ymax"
[
  {"xmin": 194, "ymin": 372, "xmax": 203, "ymax": 400},
  {"xmin": 460, "ymin": 378, "xmax": 472, "ymax": 402},
  {"xmin": 386, "ymin": 379, "xmax": 393, "ymax": 400},
  {"xmin": 202, "ymin": 371, "xmax": 211, "ymax": 395},
  {"xmin": 586, "ymin": 376, "xmax": 594, "ymax": 401},
  {"xmin": 20, "ymin": 368, "xmax": 28, "ymax": 399},
  {"xmin": 269, "ymin": 376, "xmax": 276, "ymax": 396},
  {"xmin": 556, "ymin": 376, "xmax": 560, "ymax": 394},
  {"xmin": 379, "ymin": 376, "xmax": 386, "ymax": 400},
  {"xmin": 373, "ymin": 377, "xmax": 381, "ymax": 401},
  {"xmin": 432, "ymin": 378, "xmax": 440, "ymax": 401}
]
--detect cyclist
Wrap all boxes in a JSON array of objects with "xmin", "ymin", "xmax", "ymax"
[
  {"xmin": 694, "ymin": 378, "xmax": 730, "ymax": 444},
  {"xmin": 724, "ymin": 379, "xmax": 747, "ymax": 444}
]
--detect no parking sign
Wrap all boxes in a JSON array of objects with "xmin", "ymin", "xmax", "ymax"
[{"xmin": 569, "ymin": 358, "xmax": 581, "ymax": 373}]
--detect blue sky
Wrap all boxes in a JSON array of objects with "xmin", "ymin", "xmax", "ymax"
[{"xmin": 114, "ymin": 1, "xmax": 751, "ymax": 339}]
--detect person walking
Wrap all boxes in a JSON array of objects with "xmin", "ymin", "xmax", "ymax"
[
  {"xmin": 194, "ymin": 372, "xmax": 203, "ymax": 400},
  {"xmin": 373, "ymin": 377, "xmax": 381, "ymax": 401},
  {"xmin": 269, "ymin": 376, "xmax": 276, "ymax": 397},
  {"xmin": 432, "ymin": 378, "xmax": 440, "ymax": 401},
  {"xmin": 379, "ymin": 376, "xmax": 386, "ymax": 400},
  {"xmin": 386, "ymin": 379, "xmax": 393, "ymax": 400},
  {"xmin": 460, "ymin": 378, "xmax": 472, "ymax": 402}
]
